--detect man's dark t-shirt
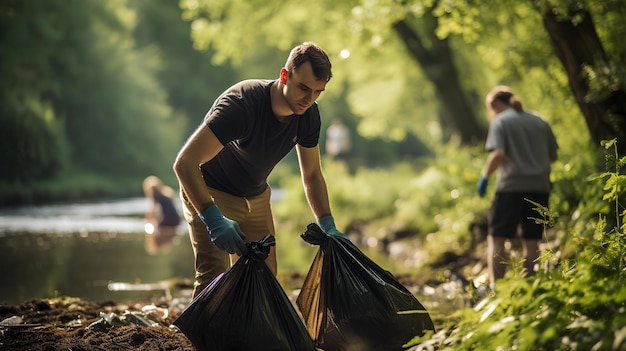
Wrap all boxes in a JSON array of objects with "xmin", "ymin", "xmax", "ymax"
[{"xmin": 201, "ymin": 79, "xmax": 321, "ymax": 197}]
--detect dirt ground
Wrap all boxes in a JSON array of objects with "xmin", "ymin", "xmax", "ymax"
[{"xmin": 0, "ymin": 297, "xmax": 194, "ymax": 350}]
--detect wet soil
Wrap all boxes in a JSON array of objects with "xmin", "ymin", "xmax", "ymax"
[{"xmin": 0, "ymin": 298, "xmax": 194, "ymax": 350}]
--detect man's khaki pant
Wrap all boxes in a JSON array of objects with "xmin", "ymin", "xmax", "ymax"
[{"xmin": 181, "ymin": 186, "xmax": 276, "ymax": 297}]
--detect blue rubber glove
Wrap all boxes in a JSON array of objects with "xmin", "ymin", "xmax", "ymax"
[
  {"xmin": 477, "ymin": 176, "xmax": 488, "ymax": 198},
  {"xmin": 199, "ymin": 205, "xmax": 248, "ymax": 256},
  {"xmin": 318, "ymin": 215, "xmax": 348, "ymax": 239}
]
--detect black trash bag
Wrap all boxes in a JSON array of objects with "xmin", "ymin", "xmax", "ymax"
[
  {"xmin": 173, "ymin": 235, "xmax": 316, "ymax": 351},
  {"xmin": 297, "ymin": 223, "xmax": 436, "ymax": 351}
]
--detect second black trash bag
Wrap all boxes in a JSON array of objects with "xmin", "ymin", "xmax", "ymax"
[
  {"xmin": 297, "ymin": 223, "xmax": 436, "ymax": 351},
  {"xmin": 173, "ymin": 235, "xmax": 316, "ymax": 351}
]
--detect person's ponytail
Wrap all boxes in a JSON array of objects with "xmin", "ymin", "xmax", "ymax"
[{"xmin": 510, "ymin": 97, "xmax": 523, "ymax": 112}]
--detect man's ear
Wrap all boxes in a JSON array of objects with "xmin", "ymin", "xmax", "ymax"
[{"xmin": 280, "ymin": 68, "xmax": 288, "ymax": 84}]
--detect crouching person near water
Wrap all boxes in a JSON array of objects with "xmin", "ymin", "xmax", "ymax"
[
  {"xmin": 143, "ymin": 176, "xmax": 181, "ymax": 255},
  {"xmin": 173, "ymin": 42, "xmax": 348, "ymax": 297}
]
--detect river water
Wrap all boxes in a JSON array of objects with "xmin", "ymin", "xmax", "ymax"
[{"xmin": 0, "ymin": 197, "xmax": 194, "ymax": 304}]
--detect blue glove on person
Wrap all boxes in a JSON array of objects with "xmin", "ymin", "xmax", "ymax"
[
  {"xmin": 199, "ymin": 205, "xmax": 248, "ymax": 256},
  {"xmin": 318, "ymin": 215, "xmax": 348, "ymax": 239},
  {"xmin": 477, "ymin": 176, "xmax": 488, "ymax": 198}
]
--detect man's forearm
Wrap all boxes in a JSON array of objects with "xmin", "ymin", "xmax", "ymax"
[
  {"xmin": 173, "ymin": 157, "xmax": 215, "ymax": 214},
  {"xmin": 303, "ymin": 174, "xmax": 332, "ymax": 220}
]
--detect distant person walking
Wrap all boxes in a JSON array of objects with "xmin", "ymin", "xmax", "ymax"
[
  {"xmin": 143, "ymin": 176, "xmax": 181, "ymax": 254},
  {"xmin": 477, "ymin": 86, "xmax": 558, "ymax": 291},
  {"xmin": 325, "ymin": 118, "xmax": 351, "ymax": 161}
]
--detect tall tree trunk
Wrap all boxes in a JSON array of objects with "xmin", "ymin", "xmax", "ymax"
[
  {"xmin": 540, "ymin": 7, "xmax": 626, "ymax": 153},
  {"xmin": 393, "ymin": 12, "xmax": 485, "ymax": 145}
]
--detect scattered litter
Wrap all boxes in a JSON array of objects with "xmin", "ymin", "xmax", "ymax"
[
  {"xmin": 142, "ymin": 304, "xmax": 169, "ymax": 321},
  {"xmin": 86, "ymin": 311, "xmax": 158, "ymax": 331},
  {"xmin": 66, "ymin": 319, "xmax": 83, "ymax": 328},
  {"xmin": 0, "ymin": 316, "xmax": 23, "ymax": 326}
]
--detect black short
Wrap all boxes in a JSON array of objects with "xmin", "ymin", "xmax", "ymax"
[{"xmin": 489, "ymin": 192, "xmax": 549, "ymax": 240}]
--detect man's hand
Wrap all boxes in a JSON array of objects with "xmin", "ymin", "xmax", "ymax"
[
  {"xmin": 199, "ymin": 205, "xmax": 248, "ymax": 256},
  {"xmin": 318, "ymin": 215, "xmax": 348, "ymax": 239},
  {"xmin": 477, "ymin": 176, "xmax": 488, "ymax": 198}
]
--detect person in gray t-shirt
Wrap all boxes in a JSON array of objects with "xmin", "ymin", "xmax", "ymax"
[{"xmin": 477, "ymin": 85, "xmax": 558, "ymax": 291}]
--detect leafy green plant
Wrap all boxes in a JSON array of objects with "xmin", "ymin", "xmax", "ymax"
[{"xmin": 593, "ymin": 139, "xmax": 626, "ymax": 235}]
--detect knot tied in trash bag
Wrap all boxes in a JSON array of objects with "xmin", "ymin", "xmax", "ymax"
[
  {"xmin": 301, "ymin": 222, "xmax": 336, "ymax": 245},
  {"xmin": 245, "ymin": 234, "xmax": 275, "ymax": 262}
]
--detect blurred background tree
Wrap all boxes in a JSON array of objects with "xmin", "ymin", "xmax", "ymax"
[
  {"xmin": 181, "ymin": 0, "xmax": 625, "ymax": 151},
  {"xmin": 0, "ymin": 0, "xmax": 185, "ymax": 203}
]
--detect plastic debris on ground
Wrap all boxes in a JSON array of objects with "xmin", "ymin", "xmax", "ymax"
[
  {"xmin": 0, "ymin": 316, "xmax": 24, "ymax": 326},
  {"xmin": 86, "ymin": 311, "xmax": 159, "ymax": 331}
]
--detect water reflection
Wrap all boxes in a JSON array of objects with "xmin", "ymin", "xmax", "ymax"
[
  {"xmin": 0, "ymin": 197, "xmax": 160, "ymax": 233},
  {"xmin": 0, "ymin": 191, "xmax": 285, "ymax": 234},
  {"xmin": 0, "ymin": 198, "xmax": 193, "ymax": 304},
  {"xmin": 0, "ymin": 231, "xmax": 194, "ymax": 304}
]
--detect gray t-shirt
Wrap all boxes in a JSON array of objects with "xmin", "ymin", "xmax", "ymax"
[
  {"xmin": 485, "ymin": 108, "xmax": 558, "ymax": 193},
  {"xmin": 200, "ymin": 79, "xmax": 321, "ymax": 197}
]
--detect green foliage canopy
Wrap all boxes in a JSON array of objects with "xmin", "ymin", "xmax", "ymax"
[{"xmin": 0, "ymin": 0, "xmax": 186, "ymax": 202}]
